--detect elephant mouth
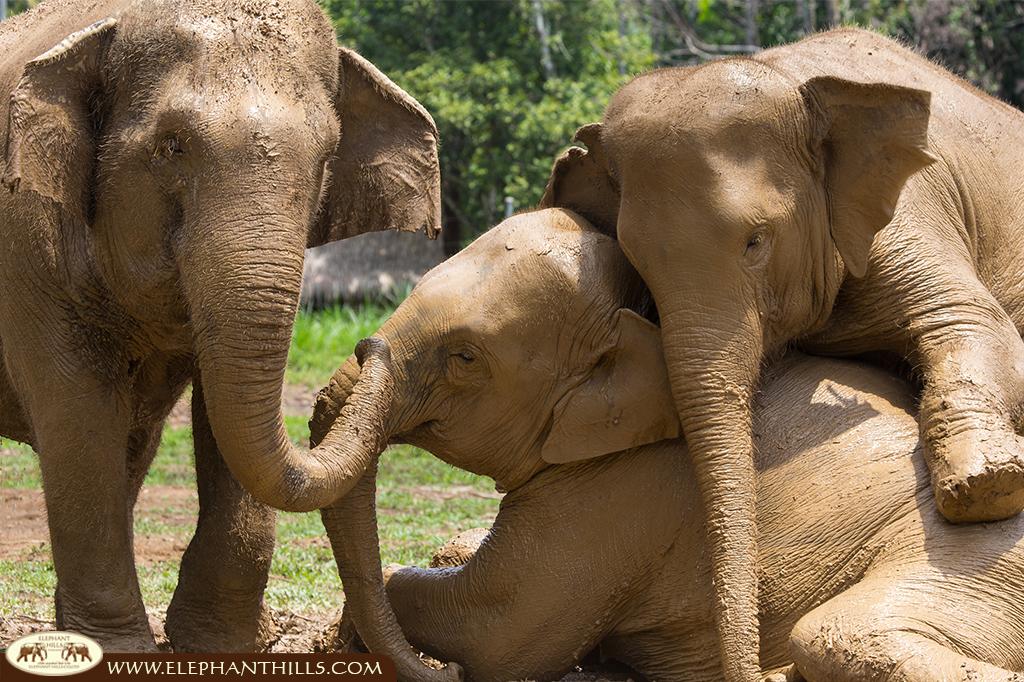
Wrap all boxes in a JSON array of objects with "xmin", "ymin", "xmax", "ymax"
[{"xmin": 390, "ymin": 419, "xmax": 439, "ymax": 447}]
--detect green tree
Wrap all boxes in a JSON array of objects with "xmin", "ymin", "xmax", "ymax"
[{"xmin": 321, "ymin": 0, "xmax": 652, "ymax": 250}]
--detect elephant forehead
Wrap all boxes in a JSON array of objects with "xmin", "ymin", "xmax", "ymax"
[
  {"xmin": 414, "ymin": 212, "xmax": 619, "ymax": 335},
  {"xmin": 606, "ymin": 60, "xmax": 805, "ymax": 162},
  {"xmin": 417, "ymin": 249, "xmax": 579, "ymax": 325},
  {"xmin": 118, "ymin": 0, "xmax": 337, "ymax": 87}
]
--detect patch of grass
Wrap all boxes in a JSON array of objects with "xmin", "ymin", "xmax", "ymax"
[
  {"xmin": 0, "ymin": 440, "xmax": 38, "ymax": 489},
  {"xmin": 0, "ymin": 544, "xmax": 56, "ymax": 619},
  {"xmin": 145, "ymin": 426, "xmax": 195, "ymax": 487},
  {"xmin": 287, "ymin": 295, "xmax": 408, "ymax": 389}
]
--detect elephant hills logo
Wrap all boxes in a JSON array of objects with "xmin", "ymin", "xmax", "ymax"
[{"xmin": 5, "ymin": 632, "xmax": 102, "ymax": 676}]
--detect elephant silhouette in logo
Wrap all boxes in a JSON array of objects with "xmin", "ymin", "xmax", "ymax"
[
  {"xmin": 16, "ymin": 643, "xmax": 46, "ymax": 662},
  {"xmin": 62, "ymin": 644, "xmax": 91, "ymax": 662}
]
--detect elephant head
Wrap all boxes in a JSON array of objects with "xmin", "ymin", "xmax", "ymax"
[
  {"xmin": 539, "ymin": 65, "xmax": 935, "ymax": 681},
  {"xmin": 2, "ymin": 1, "xmax": 440, "ymax": 512},
  {"xmin": 310, "ymin": 209, "xmax": 682, "ymax": 668}
]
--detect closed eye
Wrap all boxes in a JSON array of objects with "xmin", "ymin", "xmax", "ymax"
[
  {"xmin": 445, "ymin": 345, "xmax": 490, "ymax": 384},
  {"xmin": 744, "ymin": 226, "xmax": 771, "ymax": 261}
]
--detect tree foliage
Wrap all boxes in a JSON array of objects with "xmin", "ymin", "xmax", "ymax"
[{"xmin": 321, "ymin": 0, "xmax": 652, "ymax": 251}]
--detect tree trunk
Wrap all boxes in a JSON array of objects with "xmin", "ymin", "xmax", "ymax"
[
  {"xmin": 531, "ymin": 0, "xmax": 556, "ymax": 80},
  {"xmin": 745, "ymin": 0, "xmax": 760, "ymax": 48}
]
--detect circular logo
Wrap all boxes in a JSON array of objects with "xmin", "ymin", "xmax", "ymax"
[{"xmin": 5, "ymin": 632, "xmax": 103, "ymax": 676}]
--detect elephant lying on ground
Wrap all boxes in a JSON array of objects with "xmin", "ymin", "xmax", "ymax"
[
  {"xmin": 0, "ymin": 1, "xmax": 451, "ymax": 674},
  {"xmin": 313, "ymin": 208, "xmax": 1024, "ymax": 681},
  {"xmin": 541, "ymin": 28, "xmax": 1024, "ymax": 680}
]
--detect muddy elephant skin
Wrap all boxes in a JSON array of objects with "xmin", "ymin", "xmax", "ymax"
[
  {"xmin": 0, "ymin": 0, "xmax": 446, "ymax": 666},
  {"xmin": 318, "ymin": 209, "xmax": 1024, "ymax": 682},
  {"xmin": 540, "ymin": 28, "xmax": 1024, "ymax": 681}
]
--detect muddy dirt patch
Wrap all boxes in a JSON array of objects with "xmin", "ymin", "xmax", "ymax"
[{"xmin": 0, "ymin": 486, "xmax": 197, "ymax": 564}]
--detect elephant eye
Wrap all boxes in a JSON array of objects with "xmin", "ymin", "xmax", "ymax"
[
  {"xmin": 445, "ymin": 345, "xmax": 489, "ymax": 385},
  {"xmin": 155, "ymin": 135, "xmax": 184, "ymax": 159},
  {"xmin": 744, "ymin": 228, "xmax": 770, "ymax": 260}
]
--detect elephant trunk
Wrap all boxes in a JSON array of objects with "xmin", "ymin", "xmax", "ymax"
[
  {"xmin": 177, "ymin": 206, "xmax": 390, "ymax": 513},
  {"xmin": 312, "ymin": 366, "xmax": 462, "ymax": 682},
  {"xmin": 660, "ymin": 305, "xmax": 763, "ymax": 682}
]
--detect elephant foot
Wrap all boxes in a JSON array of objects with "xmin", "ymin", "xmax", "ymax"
[
  {"xmin": 429, "ymin": 528, "xmax": 488, "ymax": 568},
  {"xmin": 55, "ymin": 590, "xmax": 157, "ymax": 652},
  {"xmin": 763, "ymin": 664, "xmax": 805, "ymax": 682},
  {"xmin": 165, "ymin": 593, "xmax": 274, "ymax": 653},
  {"xmin": 931, "ymin": 430, "xmax": 1024, "ymax": 523},
  {"xmin": 316, "ymin": 608, "xmax": 366, "ymax": 654}
]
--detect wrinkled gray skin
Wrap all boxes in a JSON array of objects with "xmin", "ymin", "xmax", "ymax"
[
  {"xmin": 316, "ymin": 209, "xmax": 1024, "ymax": 682},
  {"xmin": 0, "ymin": 2, "xmax": 451, "ymax": 675}
]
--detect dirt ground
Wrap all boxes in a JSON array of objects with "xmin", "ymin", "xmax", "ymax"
[{"xmin": 1, "ymin": 487, "xmax": 196, "ymax": 564}]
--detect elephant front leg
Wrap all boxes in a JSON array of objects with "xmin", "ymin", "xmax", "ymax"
[
  {"xmin": 914, "ymin": 310, "xmax": 1024, "ymax": 523},
  {"xmin": 165, "ymin": 379, "xmax": 277, "ymax": 652},
  {"xmin": 822, "ymin": 250, "xmax": 1024, "ymax": 524},
  {"xmin": 17, "ymin": 361, "xmax": 154, "ymax": 650}
]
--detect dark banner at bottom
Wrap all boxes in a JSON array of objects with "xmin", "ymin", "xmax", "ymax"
[{"xmin": 1, "ymin": 653, "xmax": 397, "ymax": 682}]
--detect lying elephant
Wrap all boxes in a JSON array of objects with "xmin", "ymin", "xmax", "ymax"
[
  {"xmin": 540, "ymin": 28, "xmax": 1024, "ymax": 680},
  {"xmin": 0, "ymin": 1, "xmax": 448, "ymax": 673},
  {"xmin": 313, "ymin": 208, "xmax": 1024, "ymax": 681}
]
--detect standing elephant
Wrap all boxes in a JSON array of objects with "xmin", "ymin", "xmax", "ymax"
[
  {"xmin": 62, "ymin": 644, "xmax": 91, "ymax": 663},
  {"xmin": 17, "ymin": 643, "xmax": 46, "ymax": 662},
  {"xmin": 313, "ymin": 208, "xmax": 1024, "ymax": 681},
  {"xmin": 0, "ymin": 2, "xmax": 452, "ymax": 676},
  {"xmin": 540, "ymin": 28, "xmax": 1024, "ymax": 681}
]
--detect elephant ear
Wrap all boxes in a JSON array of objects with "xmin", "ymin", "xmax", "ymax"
[
  {"xmin": 541, "ymin": 308, "xmax": 680, "ymax": 464},
  {"xmin": 800, "ymin": 76, "xmax": 937, "ymax": 278},
  {"xmin": 310, "ymin": 47, "xmax": 442, "ymax": 247},
  {"xmin": 539, "ymin": 123, "xmax": 620, "ymax": 236},
  {"xmin": 3, "ymin": 18, "xmax": 116, "ymax": 209}
]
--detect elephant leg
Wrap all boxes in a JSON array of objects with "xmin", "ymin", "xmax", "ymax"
[
  {"xmin": 914, "ymin": 296, "xmax": 1024, "ymax": 523},
  {"xmin": 789, "ymin": 575, "xmax": 1024, "ymax": 681},
  {"xmin": 383, "ymin": 510, "xmax": 627, "ymax": 681},
  {"xmin": 818, "ymin": 235, "xmax": 1024, "ymax": 523},
  {"xmin": 12, "ymin": 351, "xmax": 153, "ymax": 650},
  {"xmin": 165, "ymin": 378, "xmax": 276, "ymax": 652}
]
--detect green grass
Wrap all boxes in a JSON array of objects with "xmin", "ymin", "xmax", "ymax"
[
  {"xmin": 0, "ymin": 300, "xmax": 500, "ymax": 619},
  {"xmin": 287, "ymin": 297, "xmax": 407, "ymax": 388}
]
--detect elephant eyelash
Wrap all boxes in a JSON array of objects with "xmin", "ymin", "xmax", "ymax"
[
  {"xmin": 745, "ymin": 227, "xmax": 771, "ymax": 255},
  {"xmin": 445, "ymin": 347, "xmax": 491, "ymax": 385},
  {"xmin": 154, "ymin": 135, "xmax": 184, "ymax": 159}
]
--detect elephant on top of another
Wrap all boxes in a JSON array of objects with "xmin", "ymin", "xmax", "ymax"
[
  {"xmin": 540, "ymin": 27, "xmax": 1024, "ymax": 682},
  {"xmin": 0, "ymin": 2, "xmax": 455, "ymax": 678},
  {"xmin": 313, "ymin": 207, "xmax": 1024, "ymax": 682}
]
